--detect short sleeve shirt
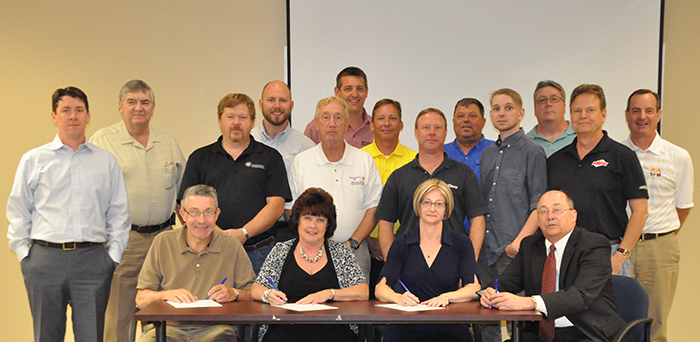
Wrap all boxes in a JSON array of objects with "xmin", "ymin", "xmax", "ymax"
[
  {"xmin": 526, "ymin": 121, "xmax": 577, "ymax": 158},
  {"xmin": 375, "ymin": 154, "xmax": 488, "ymax": 238},
  {"xmin": 287, "ymin": 144, "xmax": 383, "ymax": 242},
  {"xmin": 137, "ymin": 228, "xmax": 255, "ymax": 298},
  {"xmin": 623, "ymin": 133, "xmax": 694, "ymax": 233},
  {"xmin": 179, "ymin": 136, "xmax": 291, "ymax": 245},
  {"xmin": 444, "ymin": 135, "xmax": 495, "ymax": 182},
  {"xmin": 547, "ymin": 131, "xmax": 648, "ymax": 240}
]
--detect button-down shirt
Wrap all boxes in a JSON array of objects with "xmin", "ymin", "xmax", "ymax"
[
  {"xmin": 444, "ymin": 135, "xmax": 495, "ymax": 182},
  {"xmin": 526, "ymin": 121, "xmax": 577, "ymax": 158},
  {"xmin": 533, "ymin": 229, "xmax": 575, "ymax": 327},
  {"xmin": 7, "ymin": 135, "xmax": 131, "ymax": 263},
  {"xmin": 304, "ymin": 109, "xmax": 373, "ymax": 148},
  {"xmin": 480, "ymin": 129, "xmax": 547, "ymax": 265},
  {"xmin": 90, "ymin": 121, "xmax": 185, "ymax": 226},
  {"xmin": 622, "ymin": 132, "xmax": 694, "ymax": 234},
  {"xmin": 251, "ymin": 121, "xmax": 316, "ymax": 173}
]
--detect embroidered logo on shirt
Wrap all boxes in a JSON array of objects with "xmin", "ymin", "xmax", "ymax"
[
  {"xmin": 447, "ymin": 183, "xmax": 459, "ymax": 190},
  {"xmin": 245, "ymin": 161, "xmax": 265, "ymax": 169},
  {"xmin": 349, "ymin": 176, "xmax": 366, "ymax": 185},
  {"xmin": 649, "ymin": 168, "xmax": 661, "ymax": 177},
  {"xmin": 591, "ymin": 159, "xmax": 609, "ymax": 168}
]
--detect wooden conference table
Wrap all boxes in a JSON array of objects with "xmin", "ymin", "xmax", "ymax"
[{"xmin": 135, "ymin": 300, "xmax": 542, "ymax": 342}]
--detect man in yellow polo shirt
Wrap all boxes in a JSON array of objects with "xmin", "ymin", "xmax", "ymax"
[{"xmin": 361, "ymin": 98, "xmax": 416, "ymax": 298}]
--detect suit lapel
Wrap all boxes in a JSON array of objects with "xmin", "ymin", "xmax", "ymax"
[
  {"xmin": 531, "ymin": 234, "xmax": 547, "ymax": 292},
  {"xmin": 559, "ymin": 227, "xmax": 580, "ymax": 288}
]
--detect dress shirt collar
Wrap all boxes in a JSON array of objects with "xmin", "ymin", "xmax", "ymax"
[
  {"xmin": 115, "ymin": 121, "xmax": 162, "ymax": 147},
  {"xmin": 543, "ymin": 228, "xmax": 575, "ymax": 259},
  {"xmin": 48, "ymin": 134, "xmax": 93, "ymax": 152},
  {"xmin": 495, "ymin": 128, "xmax": 525, "ymax": 147},
  {"xmin": 258, "ymin": 120, "xmax": 291, "ymax": 142}
]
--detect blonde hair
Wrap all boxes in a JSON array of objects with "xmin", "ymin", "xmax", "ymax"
[
  {"xmin": 412, "ymin": 179, "xmax": 454, "ymax": 220},
  {"xmin": 314, "ymin": 96, "xmax": 349, "ymax": 122}
]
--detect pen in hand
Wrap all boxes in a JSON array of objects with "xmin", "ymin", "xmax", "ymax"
[
  {"xmin": 206, "ymin": 277, "xmax": 228, "ymax": 300},
  {"xmin": 495, "ymin": 279, "xmax": 498, "ymax": 293},
  {"xmin": 398, "ymin": 280, "xmax": 411, "ymax": 294},
  {"xmin": 267, "ymin": 277, "xmax": 287, "ymax": 303}
]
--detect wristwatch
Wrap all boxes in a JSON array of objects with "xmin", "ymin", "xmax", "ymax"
[
  {"xmin": 617, "ymin": 247, "xmax": 632, "ymax": 258},
  {"xmin": 348, "ymin": 238, "xmax": 360, "ymax": 250}
]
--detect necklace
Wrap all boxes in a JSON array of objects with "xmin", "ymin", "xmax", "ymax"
[{"xmin": 300, "ymin": 245, "xmax": 324, "ymax": 263}]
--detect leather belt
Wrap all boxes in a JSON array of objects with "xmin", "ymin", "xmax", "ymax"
[
  {"xmin": 609, "ymin": 238, "xmax": 621, "ymax": 245},
  {"xmin": 244, "ymin": 235, "xmax": 275, "ymax": 252},
  {"xmin": 33, "ymin": 240, "xmax": 102, "ymax": 250},
  {"xmin": 132, "ymin": 214, "xmax": 175, "ymax": 234},
  {"xmin": 639, "ymin": 230, "xmax": 677, "ymax": 241}
]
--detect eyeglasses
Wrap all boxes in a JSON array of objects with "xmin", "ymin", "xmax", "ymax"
[
  {"xmin": 183, "ymin": 208, "xmax": 217, "ymax": 218},
  {"xmin": 421, "ymin": 200, "xmax": 446, "ymax": 209},
  {"xmin": 535, "ymin": 96, "xmax": 563, "ymax": 105},
  {"xmin": 537, "ymin": 208, "xmax": 571, "ymax": 216}
]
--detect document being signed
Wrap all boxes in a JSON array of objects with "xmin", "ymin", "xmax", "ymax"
[
  {"xmin": 271, "ymin": 303, "xmax": 339, "ymax": 312},
  {"xmin": 167, "ymin": 300, "xmax": 223, "ymax": 308}
]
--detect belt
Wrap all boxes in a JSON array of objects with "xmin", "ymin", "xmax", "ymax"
[
  {"xmin": 244, "ymin": 235, "xmax": 275, "ymax": 252},
  {"xmin": 639, "ymin": 230, "xmax": 677, "ymax": 241},
  {"xmin": 609, "ymin": 238, "xmax": 621, "ymax": 245},
  {"xmin": 32, "ymin": 240, "xmax": 102, "ymax": 250},
  {"xmin": 132, "ymin": 214, "xmax": 175, "ymax": 234}
]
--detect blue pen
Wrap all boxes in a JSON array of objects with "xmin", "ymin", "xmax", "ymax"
[
  {"xmin": 495, "ymin": 279, "xmax": 499, "ymax": 293},
  {"xmin": 398, "ymin": 280, "xmax": 411, "ymax": 294},
  {"xmin": 267, "ymin": 277, "xmax": 280, "ymax": 291},
  {"xmin": 206, "ymin": 277, "xmax": 228, "ymax": 299}
]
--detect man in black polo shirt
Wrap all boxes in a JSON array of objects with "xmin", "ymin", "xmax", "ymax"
[
  {"xmin": 375, "ymin": 107, "xmax": 488, "ymax": 261},
  {"xmin": 547, "ymin": 84, "xmax": 648, "ymax": 276},
  {"xmin": 179, "ymin": 93, "xmax": 291, "ymax": 273}
]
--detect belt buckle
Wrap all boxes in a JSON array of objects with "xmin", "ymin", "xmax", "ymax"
[{"xmin": 62, "ymin": 242, "xmax": 77, "ymax": 250}]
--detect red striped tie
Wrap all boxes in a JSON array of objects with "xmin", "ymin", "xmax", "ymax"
[{"xmin": 539, "ymin": 244, "xmax": 556, "ymax": 342}]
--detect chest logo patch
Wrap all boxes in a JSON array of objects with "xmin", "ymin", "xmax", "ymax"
[
  {"xmin": 447, "ymin": 183, "xmax": 459, "ymax": 190},
  {"xmin": 349, "ymin": 176, "xmax": 366, "ymax": 185},
  {"xmin": 591, "ymin": 159, "xmax": 609, "ymax": 168},
  {"xmin": 649, "ymin": 168, "xmax": 662, "ymax": 177},
  {"xmin": 245, "ymin": 161, "xmax": 265, "ymax": 169}
]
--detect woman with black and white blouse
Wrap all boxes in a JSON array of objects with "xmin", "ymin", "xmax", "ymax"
[{"xmin": 251, "ymin": 187, "xmax": 368, "ymax": 342}]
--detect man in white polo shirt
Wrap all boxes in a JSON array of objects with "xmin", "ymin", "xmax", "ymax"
[
  {"xmin": 288, "ymin": 96, "xmax": 383, "ymax": 280},
  {"xmin": 623, "ymin": 89, "xmax": 694, "ymax": 342}
]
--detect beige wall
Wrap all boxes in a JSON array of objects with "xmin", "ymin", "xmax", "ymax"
[{"xmin": 0, "ymin": 1, "xmax": 697, "ymax": 340}]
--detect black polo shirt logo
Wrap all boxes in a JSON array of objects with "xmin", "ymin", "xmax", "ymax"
[
  {"xmin": 447, "ymin": 183, "xmax": 458, "ymax": 190},
  {"xmin": 591, "ymin": 159, "xmax": 609, "ymax": 168},
  {"xmin": 245, "ymin": 161, "xmax": 265, "ymax": 169},
  {"xmin": 350, "ymin": 176, "xmax": 366, "ymax": 185}
]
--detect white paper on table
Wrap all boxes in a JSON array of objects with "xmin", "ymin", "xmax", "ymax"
[
  {"xmin": 167, "ymin": 299, "xmax": 223, "ymax": 308},
  {"xmin": 271, "ymin": 303, "xmax": 339, "ymax": 312},
  {"xmin": 375, "ymin": 303, "xmax": 445, "ymax": 312}
]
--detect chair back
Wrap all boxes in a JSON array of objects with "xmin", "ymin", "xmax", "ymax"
[{"xmin": 612, "ymin": 275, "xmax": 649, "ymax": 342}]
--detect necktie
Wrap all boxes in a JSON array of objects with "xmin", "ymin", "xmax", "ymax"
[{"xmin": 539, "ymin": 244, "xmax": 556, "ymax": 342}]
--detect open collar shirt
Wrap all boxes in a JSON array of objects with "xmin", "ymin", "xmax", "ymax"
[
  {"xmin": 90, "ymin": 121, "xmax": 185, "ymax": 226},
  {"xmin": 7, "ymin": 135, "xmax": 131, "ymax": 262}
]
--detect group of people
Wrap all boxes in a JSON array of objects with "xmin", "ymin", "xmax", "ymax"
[{"xmin": 6, "ymin": 65, "xmax": 693, "ymax": 342}]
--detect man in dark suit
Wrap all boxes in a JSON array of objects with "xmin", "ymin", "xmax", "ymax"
[{"xmin": 480, "ymin": 190, "xmax": 632, "ymax": 342}]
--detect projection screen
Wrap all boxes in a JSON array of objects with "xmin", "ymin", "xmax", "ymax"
[{"xmin": 287, "ymin": 0, "xmax": 663, "ymax": 150}]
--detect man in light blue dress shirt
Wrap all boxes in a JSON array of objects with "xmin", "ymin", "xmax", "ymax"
[{"xmin": 7, "ymin": 87, "xmax": 131, "ymax": 342}]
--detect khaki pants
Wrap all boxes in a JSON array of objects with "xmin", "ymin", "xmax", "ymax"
[{"xmin": 630, "ymin": 232, "xmax": 680, "ymax": 342}]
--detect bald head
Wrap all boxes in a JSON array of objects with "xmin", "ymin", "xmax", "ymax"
[{"xmin": 536, "ymin": 190, "xmax": 578, "ymax": 243}]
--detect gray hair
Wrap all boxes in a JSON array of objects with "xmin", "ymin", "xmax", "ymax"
[
  {"xmin": 534, "ymin": 80, "xmax": 565, "ymax": 103},
  {"xmin": 119, "ymin": 79, "xmax": 155, "ymax": 103},
  {"xmin": 182, "ymin": 185, "xmax": 219, "ymax": 208}
]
